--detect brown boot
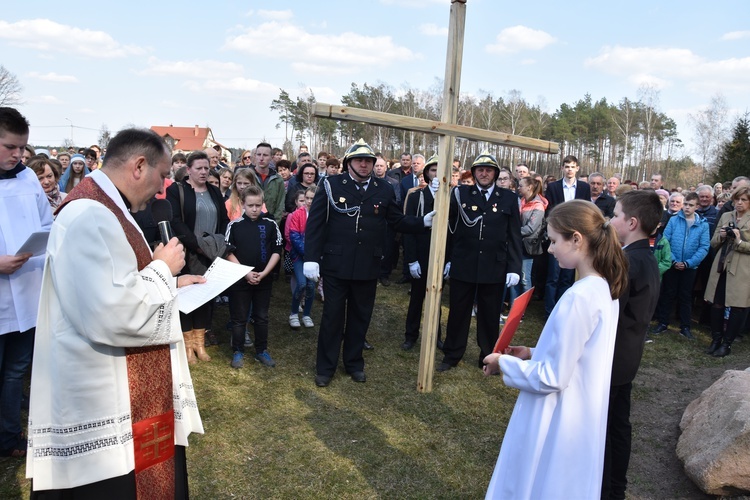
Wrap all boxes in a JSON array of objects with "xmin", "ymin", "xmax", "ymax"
[
  {"xmin": 183, "ymin": 330, "xmax": 197, "ymax": 365},
  {"xmin": 193, "ymin": 328, "xmax": 212, "ymax": 362}
]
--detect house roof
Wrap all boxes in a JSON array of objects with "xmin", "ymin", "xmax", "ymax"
[{"xmin": 150, "ymin": 125, "xmax": 226, "ymax": 151}]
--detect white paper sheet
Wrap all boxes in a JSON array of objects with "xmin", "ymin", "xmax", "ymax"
[
  {"xmin": 176, "ymin": 257, "xmax": 253, "ymax": 314},
  {"xmin": 16, "ymin": 231, "xmax": 50, "ymax": 257}
]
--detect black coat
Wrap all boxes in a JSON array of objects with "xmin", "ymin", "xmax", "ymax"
[
  {"xmin": 544, "ymin": 178, "xmax": 591, "ymax": 214},
  {"xmin": 611, "ymin": 239, "xmax": 661, "ymax": 386},
  {"xmin": 165, "ymin": 179, "xmax": 230, "ymax": 254},
  {"xmin": 403, "ymin": 187, "xmax": 437, "ymax": 269},
  {"xmin": 305, "ymin": 173, "xmax": 425, "ymax": 281},
  {"xmin": 593, "ymin": 193, "xmax": 616, "ymax": 219},
  {"xmin": 447, "ymin": 185, "xmax": 522, "ymax": 284}
]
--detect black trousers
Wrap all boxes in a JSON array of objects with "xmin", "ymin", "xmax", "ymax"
[
  {"xmin": 31, "ymin": 445, "xmax": 189, "ymax": 499},
  {"xmin": 229, "ymin": 285, "xmax": 271, "ymax": 354},
  {"xmin": 315, "ymin": 275, "xmax": 377, "ymax": 377},
  {"xmin": 602, "ymin": 383, "xmax": 632, "ymax": 500},
  {"xmin": 442, "ymin": 279, "xmax": 503, "ymax": 367},
  {"xmin": 404, "ymin": 273, "xmax": 441, "ymax": 343},
  {"xmin": 657, "ymin": 267, "xmax": 698, "ymax": 329}
]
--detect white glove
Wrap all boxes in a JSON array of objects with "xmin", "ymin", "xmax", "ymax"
[
  {"xmin": 443, "ymin": 262, "xmax": 451, "ymax": 279},
  {"xmin": 429, "ymin": 177, "xmax": 440, "ymax": 195},
  {"xmin": 505, "ymin": 273, "xmax": 520, "ymax": 287},
  {"xmin": 409, "ymin": 261, "xmax": 421, "ymax": 279},
  {"xmin": 303, "ymin": 262, "xmax": 320, "ymax": 281},
  {"xmin": 423, "ymin": 210, "xmax": 436, "ymax": 227}
]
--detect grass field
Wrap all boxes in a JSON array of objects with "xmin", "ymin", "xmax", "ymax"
[{"xmin": 2, "ymin": 277, "xmax": 746, "ymax": 499}]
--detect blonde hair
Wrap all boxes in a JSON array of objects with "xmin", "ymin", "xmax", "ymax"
[
  {"xmin": 227, "ymin": 169, "xmax": 259, "ymax": 217},
  {"xmin": 547, "ymin": 200, "xmax": 628, "ymax": 299}
]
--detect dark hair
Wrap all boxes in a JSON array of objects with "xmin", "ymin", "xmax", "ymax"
[
  {"xmin": 401, "ymin": 152, "xmax": 412, "ymax": 159},
  {"xmin": 241, "ymin": 185, "xmax": 264, "ymax": 202},
  {"xmin": 256, "ymin": 142, "xmax": 272, "ymax": 151},
  {"xmin": 83, "ymin": 148, "xmax": 98, "ymax": 161},
  {"xmin": 295, "ymin": 162, "xmax": 319, "ymax": 185},
  {"xmin": 547, "ymin": 200, "xmax": 628, "ymax": 299},
  {"xmin": 28, "ymin": 157, "xmax": 60, "ymax": 180},
  {"xmin": 684, "ymin": 192, "xmax": 699, "ymax": 204},
  {"xmin": 325, "ymin": 157, "xmax": 340, "ymax": 167},
  {"xmin": 102, "ymin": 128, "xmax": 169, "ymax": 170},
  {"xmin": 298, "ymin": 151, "xmax": 312, "ymax": 161},
  {"xmin": 174, "ymin": 166, "xmax": 188, "ymax": 182},
  {"xmin": 275, "ymin": 159, "xmax": 291, "ymax": 170},
  {"xmin": 186, "ymin": 150, "xmax": 208, "ymax": 168},
  {"xmin": 0, "ymin": 107, "xmax": 29, "ymax": 136},
  {"xmin": 561, "ymin": 155, "xmax": 578, "ymax": 166},
  {"xmin": 271, "ymin": 147, "xmax": 282, "ymax": 156},
  {"xmin": 172, "ymin": 152, "xmax": 187, "ymax": 164},
  {"xmin": 617, "ymin": 190, "xmax": 663, "ymax": 236}
]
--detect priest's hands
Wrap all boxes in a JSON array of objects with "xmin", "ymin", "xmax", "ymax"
[
  {"xmin": 177, "ymin": 275, "xmax": 206, "ymax": 288},
  {"xmin": 154, "ymin": 237, "xmax": 185, "ymax": 276},
  {"xmin": 503, "ymin": 345, "xmax": 532, "ymax": 360},
  {"xmin": 0, "ymin": 253, "xmax": 32, "ymax": 275}
]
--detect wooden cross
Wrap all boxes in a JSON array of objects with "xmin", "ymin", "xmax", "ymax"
[{"xmin": 314, "ymin": 0, "xmax": 559, "ymax": 392}]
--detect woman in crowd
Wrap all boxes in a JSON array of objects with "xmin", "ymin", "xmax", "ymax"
[
  {"xmin": 29, "ymin": 157, "xmax": 67, "ymax": 209},
  {"xmin": 704, "ymin": 186, "xmax": 750, "ymax": 357},
  {"xmin": 284, "ymin": 162, "xmax": 319, "ymax": 214},
  {"xmin": 218, "ymin": 167, "xmax": 233, "ymax": 200},
  {"xmin": 483, "ymin": 200, "xmax": 627, "ymax": 499},
  {"xmin": 166, "ymin": 150, "xmax": 230, "ymax": 361},
  {"xmin": 510, "ymin": 176, "xmax": 547, "ymax": 305},
  {"xmin": 239, "ymin": 149, "xmax": 253, "ymax": 168},
  {"xmin": 58, "ymin": 154, "xmax": 89, "ymax": 193},
  {"xmin": 226, "ymin": 169, "xmax": 260, "ymax": 221}
]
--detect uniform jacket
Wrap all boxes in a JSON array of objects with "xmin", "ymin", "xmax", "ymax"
[
  {"xmin": 447, "ymin": 185, "xmax": 522, "ymax": 284},
  {"xmin": 704, "ymin": 211, "xmax": 750, "ymax": 307},
  {"xmin": 663, "ymin": 210, "xmax": 710, "ymax": 269},
  {"xmin": 305, "ymin": 173, "xmax": 425, "ymax": 281},
  {"xmin": 403, "ymin": 186, "xmax": 437, "ymax": 269},
  {"xmin": 611, "ymin": 239, "xmax": 661, "ymax": 386},
  {"xmin": 544, "ymin": 178, "xmax": 591, "ymax": 213}
]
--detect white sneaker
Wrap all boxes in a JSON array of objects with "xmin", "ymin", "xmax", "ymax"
[
  {"xmin": 289, "ymin": 314, "xmax": 301, "ymax": 329},
  {"xmin": 302, "ymin": 316, "xmax": 314, "ymax": 328}
]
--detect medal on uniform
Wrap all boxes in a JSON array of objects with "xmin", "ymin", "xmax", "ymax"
[
  {"xmin": 374, "ymin": 204, "xmax": 379, "ymax": 214},
  {"xmin": 492, "ymin": 203, "xmax": 497, "ymax": 212},
  {"xmin": 471, "ymin": 205, "xmax": 478, "ymax": 211},
  {"xmin": 462, "ymin": 203, "xmax": 466, "ymax": 208},
  {"xmin": 339, "ymin": 197, "xmax": 346, "ymax": 203}
]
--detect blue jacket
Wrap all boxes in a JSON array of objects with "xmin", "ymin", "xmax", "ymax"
[{"xmin": 663, "ymin": 210, "xmax": 710, "ymax": 269}]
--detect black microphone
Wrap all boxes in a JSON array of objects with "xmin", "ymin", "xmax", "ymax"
[{"xmin": 151, "ymin": 199, "xmax": 175, "ymax": 245}]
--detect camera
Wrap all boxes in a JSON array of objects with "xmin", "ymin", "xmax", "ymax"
[{"xmin": 723, "ymin": 222, "xmax": 736, "ymax": 239}]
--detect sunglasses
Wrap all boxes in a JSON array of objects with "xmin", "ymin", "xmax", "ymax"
[{"xmin": 242, "ymin": 156, "xmax": 252, "ymax": 160}]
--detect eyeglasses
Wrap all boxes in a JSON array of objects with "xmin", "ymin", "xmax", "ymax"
[{"xmin": 242, "ymin": 156, "xmax": 252, "ymax": 160}]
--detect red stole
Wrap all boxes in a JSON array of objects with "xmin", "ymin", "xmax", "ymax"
[{"xmin": 57, "ymin": 177, "xmax": 175, "ymax": 499}]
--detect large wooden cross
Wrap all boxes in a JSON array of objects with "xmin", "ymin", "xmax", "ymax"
[{"xmin": 314, "ymin": 0, "xmax": 559, "ymax": 393}]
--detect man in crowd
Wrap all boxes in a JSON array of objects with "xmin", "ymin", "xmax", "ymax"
[
  {"xmin": 607, "ymin": 176, "xmax": 620, "ymax": 198},
  {"xmin": 26, "ymin": 128, "xmax": 204, "ymax": 497},
  {"xmin": 387, "ymin": 152, "xmax": 412, "ymax": 183},
  {"xmin": 590, "ymin": 172, "xmax": 615, "ymax": 218},
  {"xmin": 514, "ymin": 162, "xmax": 530, "ymax": 182},
  {"xmin": 374, "ymin": 153, "xmax": 401, "ymax": 287},
  {"xmin": 438, "ymin": 151, "xmax": 522, "ymax": 372},
  {"xmin": 0, "ymin": 108, "xmax": 53, "ymax": 459},
  {"xmin": 250, "ymin": 142, "xmax": 285, "ymax": 222},
  {"xmin": 543, "ymin": 155, "xmax": 590, "ymax": 317},
  {"xmin": 304, "ymin": 140, "xmax": 434, "ymax": 387},
  {"xmin": 204, "ymin": 146, "xmax": 221, "ymax": 172},
  {"xmin": 650, "ymin": 173, "xmax": 664, "ymax": 191},
  {"xmin": 400, "ymin": 153, "xmax": 426, "ymax": 204}
]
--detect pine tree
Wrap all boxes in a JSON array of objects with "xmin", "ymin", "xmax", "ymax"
[{"xmin": 712, "ymin": 115, "xmax": 750, "ymax": 184}]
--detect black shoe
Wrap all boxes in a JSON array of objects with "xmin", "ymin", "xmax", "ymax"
[
  {"xmin": 436, "ymin": 362, "xmax": 453, "ymax": 372},
  {"xmin": 350, "ymin": 371, "xmax": 366, "ymax": 383},
  {"xmin": 436, "ymin": 339, "xmax": 444, "ymax": 351},
  {"xmin": 679, "ymin": 327, "xmax": 695, "ymax": 340},
  {"xmin": 205, "ymin": 329, "xmax": 220, "ymax": 346},
  {"xmin": 363, "ymin": 340, "xmax": 374, "ymax": 351},
  {"xmin": 402, "ymin": 340, "xmax": 416, "ymax": 351},
  {"xmin": 396, "ymin": 276, "xmax": 410, "ymax": 285},
  {"xmin": 706, "ymin": 336, "xmax": 722, "ymax": 355},
  {"xmin": 315, "ymin": 375, "xmax": 332, "ymax": 387},
  {"xmin": 379, "ymin": 277, "xmax": 391, "ymax": 287},
  {"xmin": 713, "ymin": 344, "xmax": 731, "ymax": 357},
  {"xmin": 650, "ymin": 323, "xmax": 668, "ymax": 335}
]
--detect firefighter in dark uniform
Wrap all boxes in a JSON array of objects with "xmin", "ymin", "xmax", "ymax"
[
  {"xmin": 304, "ymin": 139, "xmax": 435, "ymax": 387},
  {"xmin": 437, "ymin": 151, "xmax": 523, "ymax": 372},
  {"xmin": 402, "ymin": 154, "xmax": 444, "ymax": 351}
]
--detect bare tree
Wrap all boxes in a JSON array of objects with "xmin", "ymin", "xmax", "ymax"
[
  {"xmin": 611, "ymin": 97, "xmax": 636, "ymax": 176},
  {"xmin": 0, "ymin": 66, "xmax": 23, "ymax": 106},
  {"xmin": 689, "ymin": 93, "xmax": 729, "ymax": 181}
]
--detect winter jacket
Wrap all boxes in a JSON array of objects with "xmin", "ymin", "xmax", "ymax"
[
  {"xmin": 286, "ymin": 205, "xmax": 308, "ymax": 261},
  {"xmin": 663, "ymin": 210, "xmax": 710, "ymax": 269}
]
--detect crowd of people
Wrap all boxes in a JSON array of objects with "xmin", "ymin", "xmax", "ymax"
[{"xmin": 3, "ymin": 104, "xmax": 748, "ymax": 497}]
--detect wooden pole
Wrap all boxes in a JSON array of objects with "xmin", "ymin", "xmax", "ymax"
[
  {"xmin": 313, "ymin": 103, "xmax": 559, "ymax": 155},
  {"xmin": 416, "ymin": 0, "xmax": 466, "ymax": 393}
]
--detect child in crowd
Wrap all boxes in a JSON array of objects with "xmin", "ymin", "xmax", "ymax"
[
  {"xmin": 285, "ymin": 190, "xmax": 306, "ymax": 304},
  {"xmin": 483, "ymin": 200, "xmax": 627, "ymax": 499},
  {"xmin": 225, "ymin": 186, "xmax": 282, "ymax": 368},
  {"xmin": 287, "ymin": 186, "xmax": 317, "ymax": 329},
  {"xmin": 651, "ymin": 191, "xmax": 710, "ymax": 339}
]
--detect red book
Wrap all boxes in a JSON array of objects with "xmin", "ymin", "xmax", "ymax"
[{"xmin": 493, "ymin": 287, "xmax": 534, "ymax": 354}]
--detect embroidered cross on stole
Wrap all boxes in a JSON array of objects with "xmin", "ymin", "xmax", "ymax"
[{"xmin": 57, "ymin": 177, "xmax": 175, "ymax": 499}]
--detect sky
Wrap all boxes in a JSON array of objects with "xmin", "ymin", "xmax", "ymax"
[{"xmin": 2, "ymin": 0, "xmax": 749, "ymax": 159}]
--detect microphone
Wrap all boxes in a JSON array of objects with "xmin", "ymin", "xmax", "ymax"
[{"xmin": 151, "ymin": 199, "xmax": 175, "ymax": 245}]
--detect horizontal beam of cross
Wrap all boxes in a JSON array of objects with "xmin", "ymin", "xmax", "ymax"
[{"xmin": 313, "ymin": 103, "xmax": 560, "ymax": 155}]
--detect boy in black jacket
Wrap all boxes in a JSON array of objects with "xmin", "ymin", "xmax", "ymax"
[{"xmin": 225, "ymin": 186, "xmax": 282, "ymax": 368}]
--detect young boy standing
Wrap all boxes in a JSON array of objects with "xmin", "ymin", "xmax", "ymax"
[
  {"xmin": 603, "ymin": 190, "xmax": 663, "ymax": 499},
  {"xmin": 225, "ymin": 186, "xmax": 282, "ymax": 368},
  {"xmin": 651, "ymin": 191, "xmax": 710, "ymax": 339}
]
